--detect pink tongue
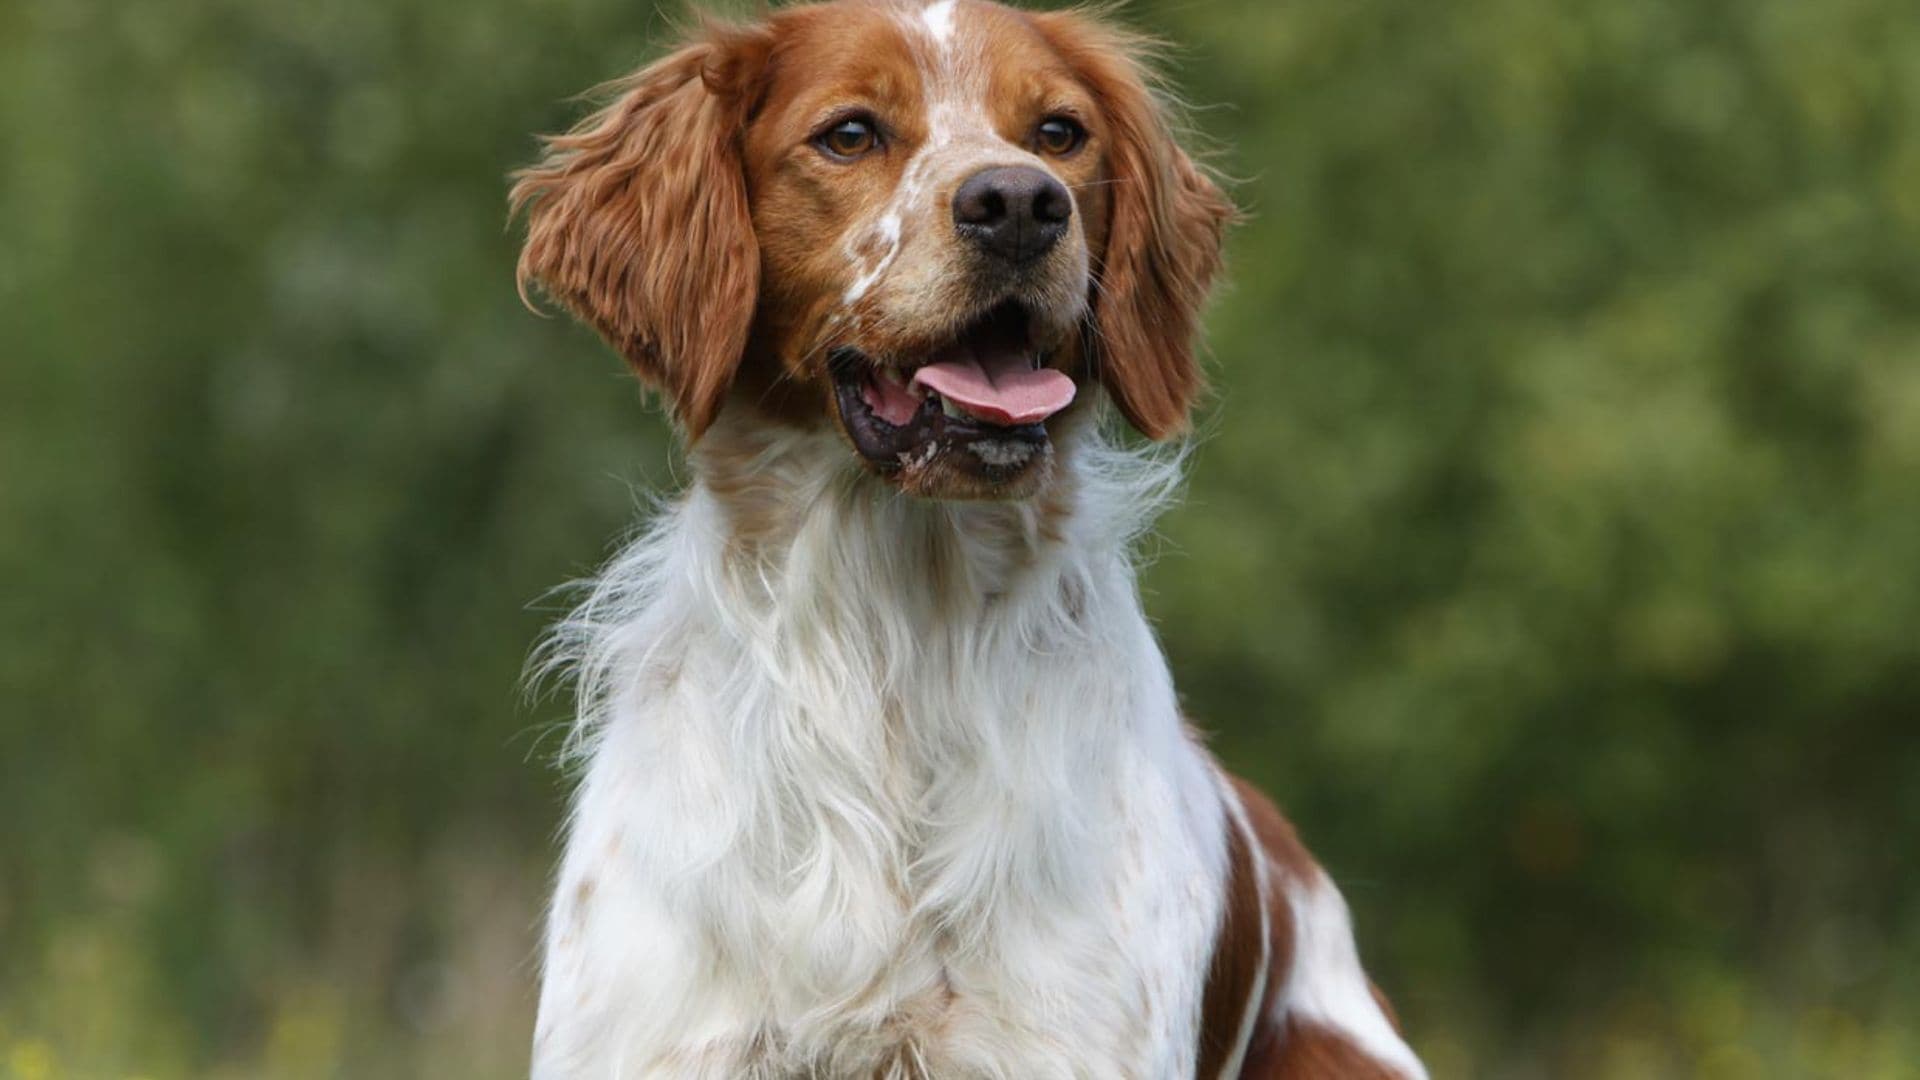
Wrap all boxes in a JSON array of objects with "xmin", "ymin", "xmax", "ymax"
[{"xmin": 910, "ymin": 347, "xmax": 1075, "ymax": 426}]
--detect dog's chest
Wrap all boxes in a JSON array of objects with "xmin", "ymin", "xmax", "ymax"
[
  {"xmin": 538, "ymin": 691, "xmax": 1226, "ymax": 1078},
  {"xmin": 531, "ymin": 471, "xmax": 1229, "ymax": 1077}
]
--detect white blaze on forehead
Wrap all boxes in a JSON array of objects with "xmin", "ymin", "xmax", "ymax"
[
  {"xmin": 841, "ymin": 0, "xmax": 1004, "ymax": 307},
  {"xmin": 921, "ymin": 0, "xmax": 957, "ymax": 45}
]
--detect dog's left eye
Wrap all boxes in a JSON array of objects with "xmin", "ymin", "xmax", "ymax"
[
  {"xmin": 816, "ymin": 116, "xmax": 881, "ymax": 160},
  {"xmin": 1034, "ymin": 116, "xmax": 1086, "ymax": 156}
]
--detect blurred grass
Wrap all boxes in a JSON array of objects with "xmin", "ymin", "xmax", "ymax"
[{"xmin": 2, "ymin": 0, "xmax": 1918, "ymax": 1076}]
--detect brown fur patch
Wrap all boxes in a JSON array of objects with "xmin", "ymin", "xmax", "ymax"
[
  {"xmin": 1195, "ymin": 788, "xmax": 1275, "ymax": 1078},
  {"xmin": 1252, "ymin": 1018, "xmax": 1408, "ymax": 1079},
  {"xmin": 1229, "ymin": 775, "xmax": 1319, "ymax": 883},
  {"xmin": 511, "ymin": 22, "xmax": 773, "ymax": 438}
]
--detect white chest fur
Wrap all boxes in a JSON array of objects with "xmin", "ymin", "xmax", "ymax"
[{"xmin": 531, "ymin": 427, "xmax": 1230, "ymax": 1079}]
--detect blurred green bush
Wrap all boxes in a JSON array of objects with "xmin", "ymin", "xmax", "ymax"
[{"xmin": 2, "ymin": 0, "xmax": 1916, "ymax": 1075}]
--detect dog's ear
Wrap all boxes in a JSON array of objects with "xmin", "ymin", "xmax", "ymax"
[
  {"xmin": 511, "ymin": 23, "xmax": 772, "ymax": 440},
  {"xmin": 1032, "ymin": 12, "xmax": 1234, "ymax": 441}
]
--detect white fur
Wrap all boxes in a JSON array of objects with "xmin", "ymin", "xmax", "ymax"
[
  {"xmin": 532, "ymin": 422, "xmax": 1233, "ymax": 1078},
  {"xmin": 920, "ymin": 0, "xmax": 958, "ymax": 45}
]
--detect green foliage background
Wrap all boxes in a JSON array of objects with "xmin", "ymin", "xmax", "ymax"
[{"xmin": 3, "ymin": 0, "xmax": 1917, "ymax": 1075}]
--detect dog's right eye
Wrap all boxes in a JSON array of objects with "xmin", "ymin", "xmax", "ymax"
[{"xmin": 816, "ymin": 116, "xmax": 881, "ymax": 160}]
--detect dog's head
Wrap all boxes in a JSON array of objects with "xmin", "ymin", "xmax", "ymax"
[{"xmin": 513, "ymin": 0, "xmax": 1231, "ymax": 499}]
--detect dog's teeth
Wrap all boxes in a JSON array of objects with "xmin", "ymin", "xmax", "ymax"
[
  {"xmin": 941, "ymin": 397, "xmax": 965, "ymax": 419},
  {"xmin": 877, "ymin": 367, "xmax": 906, "ymax": 387}
]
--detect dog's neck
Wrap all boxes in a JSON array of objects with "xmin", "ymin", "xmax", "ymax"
[
  {"xmin": 692, "ymin": 415, "xmax": 1108, "ymax": 615},
  {"xmin": 548, "ymin": 410, "xmax": 1189, "ymax": 789},
  {"xmin": 666, "ymin": 411, "xmax": 1179, "ymax": 634}
]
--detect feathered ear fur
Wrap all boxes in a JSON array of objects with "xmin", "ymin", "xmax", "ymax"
[
  {"xmin": 1033, "ymin": 11, "xmax": 1235, "ymax": 440},
  {"xmin": 511, "ymin": 23, "xmax": 772, "ymax": 440}
]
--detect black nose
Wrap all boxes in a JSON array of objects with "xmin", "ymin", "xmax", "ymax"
[{"xmin": 951, "ymin": 165, "xmax": 1072, "ymax": 264}]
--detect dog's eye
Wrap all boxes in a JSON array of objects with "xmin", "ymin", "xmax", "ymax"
[
  {"xmin": 816, "ymin": 116, "xmax": 881, "ymax": 160},
  {"xmin": 1034, "ymin": 116, "xmax": 1085, "ymax": 157}
]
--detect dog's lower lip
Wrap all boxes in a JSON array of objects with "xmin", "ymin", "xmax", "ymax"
[{"xmin": 831, "ymin": 346, "xmax": 1052, "ymax": 474}]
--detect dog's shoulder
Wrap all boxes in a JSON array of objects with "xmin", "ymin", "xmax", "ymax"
[{"xmin": 1199, "ymin": 771, "xmax": 1427, "ymax": 1079}]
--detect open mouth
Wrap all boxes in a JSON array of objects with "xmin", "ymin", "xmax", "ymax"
[{"xmin": 829, "ymin": 300, "xmax": 1077, "ymax": 478}]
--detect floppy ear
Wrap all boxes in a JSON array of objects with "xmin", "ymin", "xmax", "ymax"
[
  {"xmin": 511, "ymin": 24, "xmax": 771, "ymax": 440},
  {"xmin": 1033, "ymin": 12, "xmax": 1235, "ymax": 440}
]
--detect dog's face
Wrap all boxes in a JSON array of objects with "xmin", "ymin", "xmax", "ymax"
[
  {"xmin": 514, "ymin": 0, "xmax": 1230, "ymax": 500},
  {"xmin": 747, "ymin": 1, "xmax": 1105, "ymax": 498}
]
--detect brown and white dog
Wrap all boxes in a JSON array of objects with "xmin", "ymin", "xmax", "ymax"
[{"xmin": 512, "ymin": 2, "xmax": 1426, "ymax": 1076}]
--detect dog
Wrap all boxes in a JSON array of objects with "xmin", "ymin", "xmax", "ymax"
[{"xmin": 511, "ymin": 1, "xmax": 1427, "ymax": 1076}]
